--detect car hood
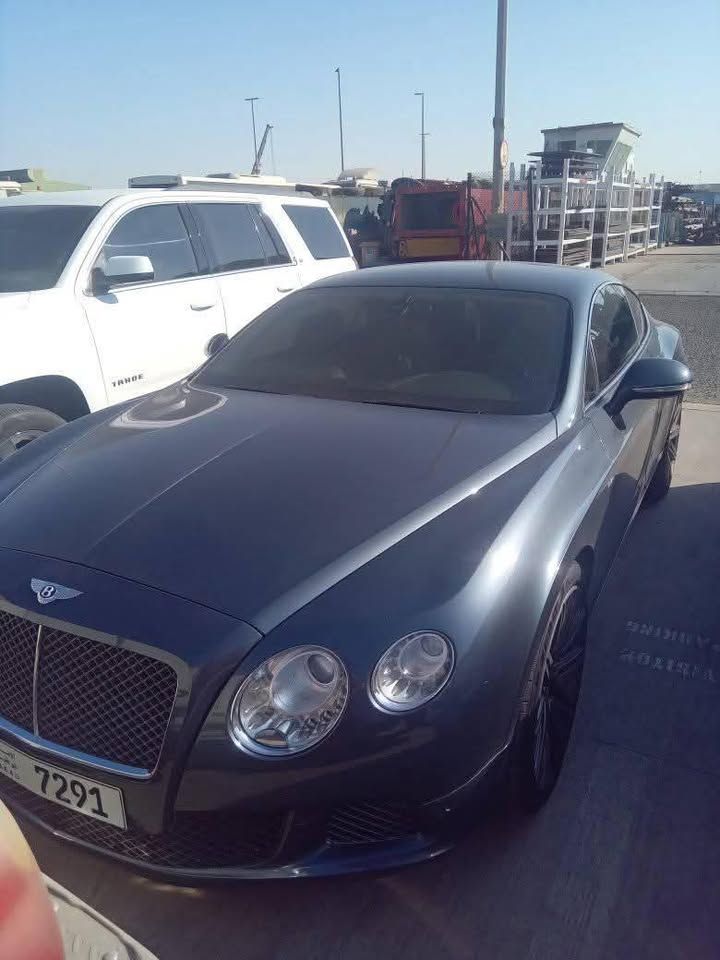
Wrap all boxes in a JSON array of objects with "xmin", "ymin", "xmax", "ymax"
[{"xmin": 0, "ymin": 383, "xmax": 556, "ymax": 631}]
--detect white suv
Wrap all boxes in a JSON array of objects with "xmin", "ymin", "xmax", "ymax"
[{"xmin": 0, "ymin": 178, "xmax": 356, "ymax": 460}]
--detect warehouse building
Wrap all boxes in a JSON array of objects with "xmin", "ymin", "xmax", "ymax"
[{"xmin": 541, "ymin": 122, "xmax": 640, "ymax": 176}]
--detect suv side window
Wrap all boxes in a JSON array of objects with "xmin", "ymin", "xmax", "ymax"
[
  {"xmin": 589, "ymin": 284, "xmax": 642, "ymax": 389},
  {"xmin": 192, "ymin": 203, "xmax": 267, "ymax": 273},
  {"xmin": 99, "ymin": 204, "xmax": 197, "ymax": 283},
  {"xmin": 282, "ymin": 205, "xmax": 349, "ymax": 260},
  {"xmin": 251, "ymin": 208, "xmax": 292, "ymax": 266}
]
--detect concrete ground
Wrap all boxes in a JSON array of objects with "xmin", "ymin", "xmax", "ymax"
[
  {"xmin": 20, "ymin": 247, "xmax": 720, "ymax": 959},
  {"xmin": 24, "ymin": 404, "xmax": 720, "ymax": 960},
  {"xmin": 609, "ymin": 245, "xmax": 720, "ymax": 296},
  {"xmin": 609, "ymin": 247, "xmax": 720, "ymax": 404}
]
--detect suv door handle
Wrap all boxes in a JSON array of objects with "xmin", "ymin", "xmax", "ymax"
[
  {"xmin": 189, "ymin": 302, "xmax": 217, "ymax": 311},
  {"xmin": 276, "ymin": 286, "xmax": 297, "ymax": 293}
]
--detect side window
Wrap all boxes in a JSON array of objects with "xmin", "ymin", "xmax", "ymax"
[
  {"xmin": 99, "ymin": 204, "xmax": 197, "ymax": 283},
  {"xmin": 584, "ymin": 343, "xmax": 599, "ymax": 405},
  {"xmin": 192, "ymin": 203, "xmax": 267, "ymax": 273},
  {"xmin": 623, "ymin": 287, "xmax": 647, "ymax": 335},
  {"xmin": 281, "ymin": 205, "xmax": 350, "ymax": 260},
  {"xmin": 589, "ymin": 284, "xmax": 641, "ymax": 389},
  {"xmin": 251, "ymin": 208, "xmax": 292, "ymax": 266}
]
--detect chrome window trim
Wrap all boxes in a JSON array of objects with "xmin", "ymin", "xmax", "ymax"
[
  {"xmin": 89, "ymin": 258, "xmax": 296, "ymax": 296},
  {"xmin": 582, "ymin": 281, "xmax": 650, "ymax": 414}
]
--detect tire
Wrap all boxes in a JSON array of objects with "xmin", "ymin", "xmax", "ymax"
[
  {"xmin": 0, "ymin": 404, "xmax": 66, "ymax": 463},
  {"xmin": 644, "ymin": 400, "xmax": 682, "ymax": 506},
  {"xmin": 514, "ymin": 561, "xmax": 588, "ymax": 811}
]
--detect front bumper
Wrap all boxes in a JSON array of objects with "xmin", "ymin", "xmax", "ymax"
[
  {"xmin": 4, "ymin": 749, "xmax": 507, "ymax": 880},
  {"xmin": 0, "ymin": 547, "xmax": 508, "ymax": 879}
]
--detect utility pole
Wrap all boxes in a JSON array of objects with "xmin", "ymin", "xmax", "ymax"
[
  {"xmin": 491, "ymin": 0, "xmax": 508, "ymax": 258},
  {"xmin": 245, "ymin": 97, "xmax": 260, "ymax": 171},
  {"xmin": 414, "ymin": 91, "xmax": 426, "ymax": 179},
  {"xmin": 335, "ymin": 68, "xmax": 345, "ymax": 173}
]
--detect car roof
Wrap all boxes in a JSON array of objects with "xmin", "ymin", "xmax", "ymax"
[
  {"xmin": 312, "ymin": 261, "xmax": 617, "ymax": 297},
  {"xmin": 0, "ymin": 189, "xmax": 118, "ymax": 207},
  {"xmin": 0, "ymin": 188, "xmax": 331, "ymax": 208}
]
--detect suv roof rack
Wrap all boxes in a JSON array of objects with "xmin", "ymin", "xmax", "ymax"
[{"xmin": 127, "ymin": 174, "xmax": 340, "ymax": 198}]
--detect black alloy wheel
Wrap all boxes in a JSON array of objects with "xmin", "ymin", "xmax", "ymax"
[
  {"xmin": 518, "ymin": 563, "xmax": 588, "ymax": 810},
  {"xmin": 667, "ymin": 400, "xmax": 682, "ymax": 463},
  {"xmin": 644, "ymin": 399, "xmax": 682, "ymax": 505}
]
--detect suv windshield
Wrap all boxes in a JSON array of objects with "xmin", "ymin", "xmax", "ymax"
[
  {"xmin": 196, "ymin": 286, "xmax": 571, "ymax": 415},
  {"xmin": 0, "ymin": 205, "xmax": 98, "ymax": 292}
]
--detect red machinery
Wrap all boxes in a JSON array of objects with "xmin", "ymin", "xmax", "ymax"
[{"xmin": 384, "ymin": 178, "xmax": 494, "ymax": 262}]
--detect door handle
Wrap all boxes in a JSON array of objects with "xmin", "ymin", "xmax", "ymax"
[
  {"xmin": 276, "ymin": 286, "xmax": 297, "ymax": 293},
  {"xmin": 189, "ymin": 302, "xmax": 217, "ymax": 311}
]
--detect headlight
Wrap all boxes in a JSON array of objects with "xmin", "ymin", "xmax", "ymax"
[
  {"xmin": 370, "ymin": 632, "xmax": 454, "ymax": 712},
  {"xmin": 228, "ymin": 646, "xmax": 348, "ymax": 756}
]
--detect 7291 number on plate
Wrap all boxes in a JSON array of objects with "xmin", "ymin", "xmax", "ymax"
[{"xmin": 0, "ymin": 741, "xmax": 126, "ymax": 829}]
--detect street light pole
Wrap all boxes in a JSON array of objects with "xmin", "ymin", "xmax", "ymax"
[
  {"xmin": 335, "ymin": 68, "xmax": 345, "ymax": 173},
  {"xmin": 414, "ymin": 91, "xmax": 426, "ymax": 179},
  {"xmin": 491, "ymin": 0, "xmax": 508, "ymax": 217},
  {"xmin": 245, "ymin": 97, "xmax": 260, "ymax": 171}
]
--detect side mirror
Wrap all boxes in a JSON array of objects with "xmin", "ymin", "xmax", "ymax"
[
  {"xmin": 605, "ymin": 358, "xmax": 692, "ymax": 417},
  {"xmin": 93, "ymin": 255, "xmax": 154, "ymax": 293},
  {"xmin": 205, "ymin": 333, "xmax": 230, "ymax": 358}
]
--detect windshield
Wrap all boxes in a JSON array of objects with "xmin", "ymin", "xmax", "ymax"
[
  {"xmin": 0, "ymin": 205, "xmax": 98, "ymax": 292},
  {"xmin": 401, "ymin": 192, "xmax": 459, "ymax": 230},
  {"xmin": 196, "ymin": 286, "xmax": 571, "ymax": 415}
]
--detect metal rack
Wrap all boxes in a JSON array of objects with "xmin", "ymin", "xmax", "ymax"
[
  {"xmin": 505, "ymin": 161, "xmax": 664, "ymax": 269},
  {"xmin": 592, "ymin": 172, "xmax": 664, "ymax": 266},
  {"xmin": 646, "ymin": 174, "xmax": 663, "ymax": 254},
  {"xmin": 592, "ymin": 171, "xmax": 632, "ymax": 266},
  {"xmin": 535, "ymin": 158, "xmax": 598, "ymax": 267},
  {"xmin": 512, "ymin": 158, "xmax": 599, "ymax": 267}
]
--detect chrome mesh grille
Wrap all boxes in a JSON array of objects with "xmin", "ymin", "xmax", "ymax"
[
  {"xmin": 326, "ymin": 801, "xmax": 420, "ymax": 845},
  {"xmin": 0, "ymin": 611, "xmax": 177, "ymax": 771},
  {"xmin": 37, "ymin": 628, "xmax": 177, "ymax": 770},
  {"xmin": 0, "ymin": 612, "xmax": 36, "ymax": 731}
]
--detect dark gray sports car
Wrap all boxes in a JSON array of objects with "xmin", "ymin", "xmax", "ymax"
[{"xmin": 0, "ymin": 262, "xmax": 690, "ymax": 879}]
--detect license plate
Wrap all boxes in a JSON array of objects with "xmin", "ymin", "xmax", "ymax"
[{"xmin": 0, "ymin": 741, "xmax": 126, "ymax": 829}]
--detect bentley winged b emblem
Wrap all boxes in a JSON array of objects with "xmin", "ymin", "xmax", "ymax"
[{"xmin": 30, "ymin": 579, "xmax": 83, "ymax": 605}]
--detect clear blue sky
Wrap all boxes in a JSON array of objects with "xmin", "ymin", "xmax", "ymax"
[{"xmin": 1, "ymin": 0, "xmax": 717, "ymax": 187}]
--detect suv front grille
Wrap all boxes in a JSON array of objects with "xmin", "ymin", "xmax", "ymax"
[{"xmin": 0, "ymin": 611, "xmax": 177, "ymax": 771}]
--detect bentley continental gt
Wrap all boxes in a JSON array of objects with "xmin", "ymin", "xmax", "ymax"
[{"xmin": 0, "ymin": 262, "xmax": 691, "ymax": 879}]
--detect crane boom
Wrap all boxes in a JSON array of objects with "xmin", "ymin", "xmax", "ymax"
[{"xmin": 251, "ymin": 124, "xmax": 273, "ymax": 176}]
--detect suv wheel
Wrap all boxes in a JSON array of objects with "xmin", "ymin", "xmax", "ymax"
[{"xmin": 0, "ymin": 404, "xmax": 66, "ymax": 463}]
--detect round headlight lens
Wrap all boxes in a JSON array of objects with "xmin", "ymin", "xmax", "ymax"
[
  {"xmin": 229, "ymin": 646, "xmax": 348, "ymax": 755},
  {"xmin": 371, "ymin": 632, "xmax": 454, "ymax": 712}
]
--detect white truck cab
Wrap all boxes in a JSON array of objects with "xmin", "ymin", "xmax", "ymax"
[{"xmin": 0, "ymin": 175, "xmax": 356, "ymax": 460}]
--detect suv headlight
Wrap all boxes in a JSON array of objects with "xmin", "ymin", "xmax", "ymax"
[
  {"xmin": 228, "ymin": 646, "xmax": 348, "ymax": 756},
  {"xmin": 370, "ymin": 632, "xmax": 454, "ymax": 712}
]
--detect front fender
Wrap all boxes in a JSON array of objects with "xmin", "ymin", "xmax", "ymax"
[
  {"xmin": 185, "ymin": 418, "xmax": 612, "ymax": 803},
  {"xmin": 0, "ymin": 293, "xmax": 106, "ymax": 412}
]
